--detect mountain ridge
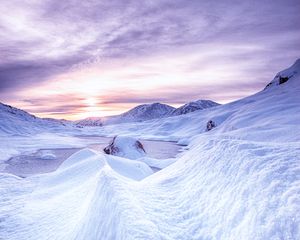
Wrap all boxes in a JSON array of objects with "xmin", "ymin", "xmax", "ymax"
[{"xmin": 76, "ymin": 100, "xmax": 220, "ymax": 126}]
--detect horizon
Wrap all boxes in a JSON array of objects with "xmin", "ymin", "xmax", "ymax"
[{"xmin": 1, "ymin": 0, "xmax": 300, "ymax": 120}]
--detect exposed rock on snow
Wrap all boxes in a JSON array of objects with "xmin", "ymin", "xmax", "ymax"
[
  {"xmin": 104, "ymin": 136, "xmax": 146, "ymax": 160},
  {"xmin": 264, "ymin": 58, "xmax": 300, "ymax": 89},
  {"xmin": 206, "ymin": 120, "xmax": 216, "ymax": 131}
]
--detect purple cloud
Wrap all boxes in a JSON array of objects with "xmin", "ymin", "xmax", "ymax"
[{"xmin": 0, "ymin": 0, "xmax": 299, "ymax": 118}]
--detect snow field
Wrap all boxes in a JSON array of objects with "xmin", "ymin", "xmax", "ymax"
[{"xmin": 0, "ymin": 59, "xmax": 300, "ymax": 239}]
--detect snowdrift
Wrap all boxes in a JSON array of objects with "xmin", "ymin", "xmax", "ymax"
[{"xmin": 1, "ymin": 59, "xmax": 300, "ymax": 239}]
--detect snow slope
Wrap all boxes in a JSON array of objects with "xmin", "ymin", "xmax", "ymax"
[
  {"xmin": 0, "ymin": 103, "xmax": 84, "ymax": 165},
  {"xmin": 1, "ymin": 59, "xmax": 300, "ymax": 239},
  {"xmin": 0, "ymin": 102, "xmax": 76, "ymax": 135}
]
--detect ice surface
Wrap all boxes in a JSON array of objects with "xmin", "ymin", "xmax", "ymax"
[{"xmin": 0, "ymin": 133, "xmax": 86, "ymax": 165}]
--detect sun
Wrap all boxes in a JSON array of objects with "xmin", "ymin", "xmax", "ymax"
[
  {"xmin": 77, "ymin": 97, "xmax": 102, "ymax": 119},
  {"xmin": 86, "ymin": 97, "xmax": 97, "ymax": 107}
]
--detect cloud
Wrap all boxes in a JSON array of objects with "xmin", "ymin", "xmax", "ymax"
[{"xmin": 0, "ymin": 0, "xmax": 299, "ymax": 118}]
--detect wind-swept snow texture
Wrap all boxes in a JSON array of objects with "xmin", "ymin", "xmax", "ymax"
[{"xmin": 1, "ymin": 59, "xmax": 300, "ymax": 239}]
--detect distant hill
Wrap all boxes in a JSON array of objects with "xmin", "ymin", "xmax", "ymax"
[
  {"xmin": 76, "ymin": 100, "xmax": 219, "ymax": 127},
  {"xmin": 0, "ymin": 102, "xmax": 73, "ymax": 135},
  {"xmin": 170, "ymin": 100, "xmax": 219, "ymax": 116}
]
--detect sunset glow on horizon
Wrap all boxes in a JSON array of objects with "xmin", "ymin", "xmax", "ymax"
[{"xmin": 1, "ymin": 0, "xmax": 300, "ymax": 120}]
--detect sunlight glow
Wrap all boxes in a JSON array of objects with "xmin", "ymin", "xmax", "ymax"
[{"xmin": 11, "ymin": 44, "xmax": 270, "ymax": 120}]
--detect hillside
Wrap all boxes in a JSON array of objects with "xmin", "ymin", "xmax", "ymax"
[
  {"xmin": 170, "ymin": 99, "xmax": 219, "ymax": 116},
  {"xmin": 0, "ymin": 102, "xmax": 75, "ymax": 135}
]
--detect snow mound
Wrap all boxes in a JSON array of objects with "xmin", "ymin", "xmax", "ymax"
[
  {"xmin": 138, "ymin": 156, "xmax": 176, "ymax": 169},
  {"xmin": 105, "ymin": 155, "xmax": 153, "ymax": 180},
  {"xmin": 104, "ymin": 136, "xmax": 146, "ymax": 160},
  {"xmin": 42, "ymin": 148, "xmax": 152, "ymax": 184}
]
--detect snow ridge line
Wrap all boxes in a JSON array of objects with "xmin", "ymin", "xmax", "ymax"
[{"xmin": 72, "ymin": 166, "xmax": 162, "ymax": 240}]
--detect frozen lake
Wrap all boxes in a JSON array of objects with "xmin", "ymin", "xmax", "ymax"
[{"xmin": 3, "ymin": 136, "xmax": 183, "ymax": 177}]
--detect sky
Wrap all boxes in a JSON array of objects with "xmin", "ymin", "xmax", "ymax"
[{"xmin": 0, "ymin": 0, "xmax": 300, "ymax": 120}]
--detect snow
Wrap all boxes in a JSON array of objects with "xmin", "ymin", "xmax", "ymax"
[
  {"xmin": 58, "ymin": 148, "xmax": 153, "ymax": 181},
  {"xmin": 38, "ymin": 150, "xmax": 56, "ymax": 160},
  {"xmin": 265, "ymin": 59, "xmax": 300, "ymax": 89},
  {"xmin": 138, "ymin": 156, "xmax": 176, "ymax": 169},
  {"xmin": 105, "ymin": 154, "xmax": 153, "ymax": 180},
  {"xmin": 0, "ymin": 133, "xmax": 85, "ymax": 165},
  {"xmin": 76, "ymin": 100, "xmax": 219, "ymax": 126},
  {"xmin": 75, "ymin": 117, "xmax": 103, "ymax": 127},
  {"xmin": 77, "ymin": 102, "xmax": 175, "ymax": 126},
  {"xmin": 103, "ymin": 136, "xmax": 178, "ymax": 169},
  {"xmin": 170, "ymin": 99, "xmax": 220, "ymax": 116},
  {"xmin": 105, "ymin": 102, "xmax": 175, "ymax": 124},
  {"xmin": 0, "ymin": 59, "xmax": 300, "ymax": 239},
  {"xmin": 104, "ymin": 136, "xmax": 146, "ymax": 160},
  {"xmin": 0, "ymin": 102, "xmax": 77, "ymax": 135}
]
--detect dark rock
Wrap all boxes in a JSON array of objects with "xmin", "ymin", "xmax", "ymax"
[
  {"xmin": 206, "ymin": 120, "xmax": 216, "ymax": 131},
  {"xmin": 279, "ymin": 76, "xmax": 289, "ymax": 85}
]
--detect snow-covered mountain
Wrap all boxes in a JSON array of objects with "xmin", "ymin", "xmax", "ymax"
[
  {"xmin": 170, "ymin": 99, "xmax": 219, "ymax": 116},
  {"xmin": 77, "ymin": 102, "xmax": 175, "ymax": 126},
  {"xmin": 110, "ymin": 102, "xmax": 175, "ymax": 123},
  {"xmin": 75, "ymin": 117, "xmax": 103, "ymax": 127},
  {"xmin": 77, "ymin": 100, "xmax": 219, "ymax": 126},
  {"xmin": 0, "ymin": 102, "xmax": 74, "ymax": 135},
  {"xmin": 1, "ymin": 59, "xmax": 300, "ymax": 240}
]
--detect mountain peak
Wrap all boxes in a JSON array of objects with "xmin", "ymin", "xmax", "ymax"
[
  {"xmin": 264, "ymin": 58, "xmax": 300, "ymax": 89},
  {"xmin": 171, "ymin": 99, "xmax": 220, "ymax": 116},
  {"xmin": 121, "ymin": 102, "xmax": 175, "ymax": 120}
]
